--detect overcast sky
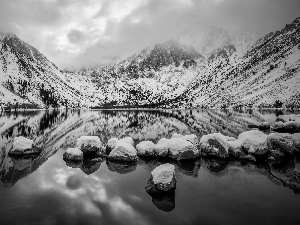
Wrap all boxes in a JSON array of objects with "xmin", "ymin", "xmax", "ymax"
[{"xmin": 0, "ymin": 0, "xmax": 299, "ymax": 69}]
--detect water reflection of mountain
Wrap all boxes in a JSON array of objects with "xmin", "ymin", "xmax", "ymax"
[{"xmin": 1, "ymin": 109, "xmax": 300, "ymax": 192}]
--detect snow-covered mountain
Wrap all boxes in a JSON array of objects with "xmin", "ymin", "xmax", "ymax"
[
  {"xmin": 80, "ymin": 17, "xmax": 300, "ymax": 109},
  {"xmin": 1, "ymin": 16, "xmax": 299, "ymax": 109},
  {"xmin": 175, "ymin": 17, "xmax": 300, "ymax": 109},
  {"xmin": 0, "ymin": 33, "xmax": 91, "ymax": 109}
]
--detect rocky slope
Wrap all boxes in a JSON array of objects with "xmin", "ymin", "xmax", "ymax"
[
  {"xmin": 1, "ymin": 17, "xmax": 299, "ymax": 109},
  {"xmin": 0, "ymin": 33, "xmax": 91, "ymax": 109},
  {"xmin": 171, "ymin": 17, "xmax": 300, "ymax": 109},
  {"xmin": 79, "ymin": 17, "xmax": 300, "ymax": 109}
]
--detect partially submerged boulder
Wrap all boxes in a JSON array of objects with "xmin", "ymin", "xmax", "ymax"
[
  {"xmin": 249, "ymin": 122, "xmax": 271, "ymax": 130},
  {"xmin": 106, "ymin": 137, "xmax": 119, "ymax": 154},
  {"xmin": 277, "ymin": 114, "xmax": 300, "ymax": 123},
  {"xmin": 63, "ymin": 148, "xmax": 83, "ymax": 161},
  {"xmin": 168, "ymin": 138, "xmax": 199, "ymax": 160},
  {"xmin": 136, "ymin": 141, "xmax": 156, "ymax": 157},
  {"xmin": 237, "ymin": 130, "xmax": 268, "ymax": 155},
  {"xmin": 171, "ymin": 133, "xmax": 198, "ymax": 145},
  {"xmin": 154, "ymin": 138, "xmax": 170, "ymax": 157},
  {"xmin": 267, "ymin": 133, "xmax": 294, "ymax": 154},
  {"xmin": 154, "ymin": 137, "xmax": 199, "ymax": 160},
  {"xmin": 108, "ymin": 142, "xmax": 138, "ymax": 162},
  {"xmin": 76, "ymin": 136, "xmax": 104, "ymax": 154},
  {"xmin": 10, "ymin": 154, "xmax": 38, "ymax": 171},
  {"xmin": 171, "ymin": 133, "xmax": 183, "ymax": 139},
  {"xmin": 180, "ymin": 134, "xmax": 198, "ymax": 145},
  {"xmin": 227, "ymin": 139, "xmax": 243, "ymax": 157},
  {"xmin": 199, "ymin": 133, "xmax": 229, "ymax": 158},
  {"xmin": 9, "ymin": 136, "xmax": 41, "ymax": 155},
  {"xmin": 272, "ymin": 121, "xmax": 300, "ymax": 133},
  {"xmin": 145, "ymin": 163, "xmax": 176, "ymax": 194},
  {"xmin": 119, "ymin": 136, "xmax": 134, "ymax": 146}
]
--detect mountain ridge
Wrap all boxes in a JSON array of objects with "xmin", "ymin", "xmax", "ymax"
[{"xmin": 1, "ymin": 17, "xmax": 300, "ymax": 109}]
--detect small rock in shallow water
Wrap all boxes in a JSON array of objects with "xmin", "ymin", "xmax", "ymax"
[
  {"xmin": 119, "ymin": 136, "xmax": 134, "ymax": 146},
  {"xmin": 145, "ymin": 163, "xmax": 176, "ymax": 194},
  {"xmin": 108, "ymin": 142, "xmax": 138, "ymax": 162},
  {"xmin": 168, "ymin": 138, "xmax": 199, "ymax": 160},
  {"xmin": 171, "ymin": 133, "xmax": 198, "ymax": 145},
  {"xmin": 136, "ymin": 141, "xmax": 156, "ymax": 157},
  {"xmin": 272, "ymin": 121, "xmax": 300, "ymax": 133},
  {"xmin": 267, "ymin": 133, "xmax": 294, "ymax": 154},
  {"xmin": 76, "ymin": 136, "xmax": 103, "ymax": 154},
  {"xmin": 238, "ymin": 130, "xmax": 268, "ymax": 155},
  {"xmin": 106, "ymin": 137, "xmax": 119, "ymax": 154},
  {"xmin": 154, "ymin": 138, "xmax": 171, "ymax": 157},
  {"xmin": 171, "ymin": 133, "xmax": 183, "ymax": 139},
  {"xmin": 63, "ymin": 148, "xmax": 83, "ymax": 161},
  {"xmin": 227, "ymin": 139, "xmax": 243, "ymax": 157},
  {"xmin": 199, "ymin": 133, "xmax": 229, "ymax": 158},
  {"xmin": 258, "ymin": 122, "xmax": 271, "ymax": 130},
  {"xmin": 9, "ymin": 136, "xmax": 41, "ymax": 155}
]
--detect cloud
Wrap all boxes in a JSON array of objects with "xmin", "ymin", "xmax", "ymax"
[
  {"xmin": 67, "ymin": 29, "xmax": 85, "ymax": 44},
  {"xmin": 0, "ymin": 0, "xmax": 300, "ymax": 69}
]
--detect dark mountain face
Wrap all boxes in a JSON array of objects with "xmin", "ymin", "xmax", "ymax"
[
  {"xmin": 140, "ymin": 40, "xmax": 203, "ymax": 71},
  {"xmin": 95, "ymin": 39, "xmax": 205, "ymax": 80}
]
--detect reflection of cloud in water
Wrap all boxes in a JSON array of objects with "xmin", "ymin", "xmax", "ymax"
[{"xmin": 34, "ymin": 164, "xmax": 148, "ymax": 225}]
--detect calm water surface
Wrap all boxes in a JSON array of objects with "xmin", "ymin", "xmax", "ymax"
[{"xmin": 0, "ymin": 109, "xmax": 300, "ymax": 225}]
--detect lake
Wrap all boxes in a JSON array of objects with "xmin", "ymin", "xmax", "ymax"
[{"xmin": 0, "ymin": 109, "xmax": 300, "ymax": 225}]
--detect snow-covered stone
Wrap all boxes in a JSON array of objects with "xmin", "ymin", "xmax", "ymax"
[
  {"xmin": 273, "ymin": 121, "xmax": 300, "ymax": 133},
  {"xmin": 278, "ymin": 114, "xmax": 300, "ymax": 123},
  {"xmin": 136, "ymin": 141, "xmax": 156, "ymax": 156},
  {"xmin": 292, "ymin": 133, "xmax": 300, "ymax": 151},
  {"xmin": 76, "ymin": 136, "xmax": 103, "ymax": 153},
  {"xmin": 259, "ymin": 122, "xmax": 271, "ymax": 130},
  {"xmin": 63, "ymin": 148, "xmax": 83, "ymax": 161},
  {"xmin": 145, "ymin": 163, "xmax": 176, "ymax": 194},
  {"xmin": 106, "ymin": 137, "xmax": 119, "ymax": 154},
  {"xmin": 171, "ymin": 133, "xmax": 183, "ymax": 139},
  {"xmin": 154, "ymin": 138, "xmax": 171, "ymax": 157},
  {"xmin": 199, "ymin": 133, "xmax": 229, "ymax": 158},
  {"xmin": 267, "ymin": 133, "xmax": 294, "ymax": 154},
  {"xmin": 269, "ymin": 149, "xmax": 284, "ymax": 158},
  {"xmin": 227, "ymin": 139, "xmax": 243, "ymax": 157},
  {"xmin": 180, "ymin": 134, "xmax": 198, "ymax": 145},
  {"xmin": 108, "ymin": 142, "xmax": 138, "ymax": 162},
  {"xmin": 224, "ymin": 136, "xmax": 237, "ymax": 141},
  {"xmin": 237, "ymin": 130, "xmax": 268, "ymax": 155},
  {"xmin": 168, "ymin": 138, "xmax": 199, "ymax": 160},
  {"xmin": 171, "ymin": 133, "xmax": 198, "ymax": 145},
  {"xmin": 9, "ymin": 136, "xmax": 41, "ymax": 155},
  {"xmin": 119, "ymin": 136, "xmax": 134, "ymax": 146}
]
